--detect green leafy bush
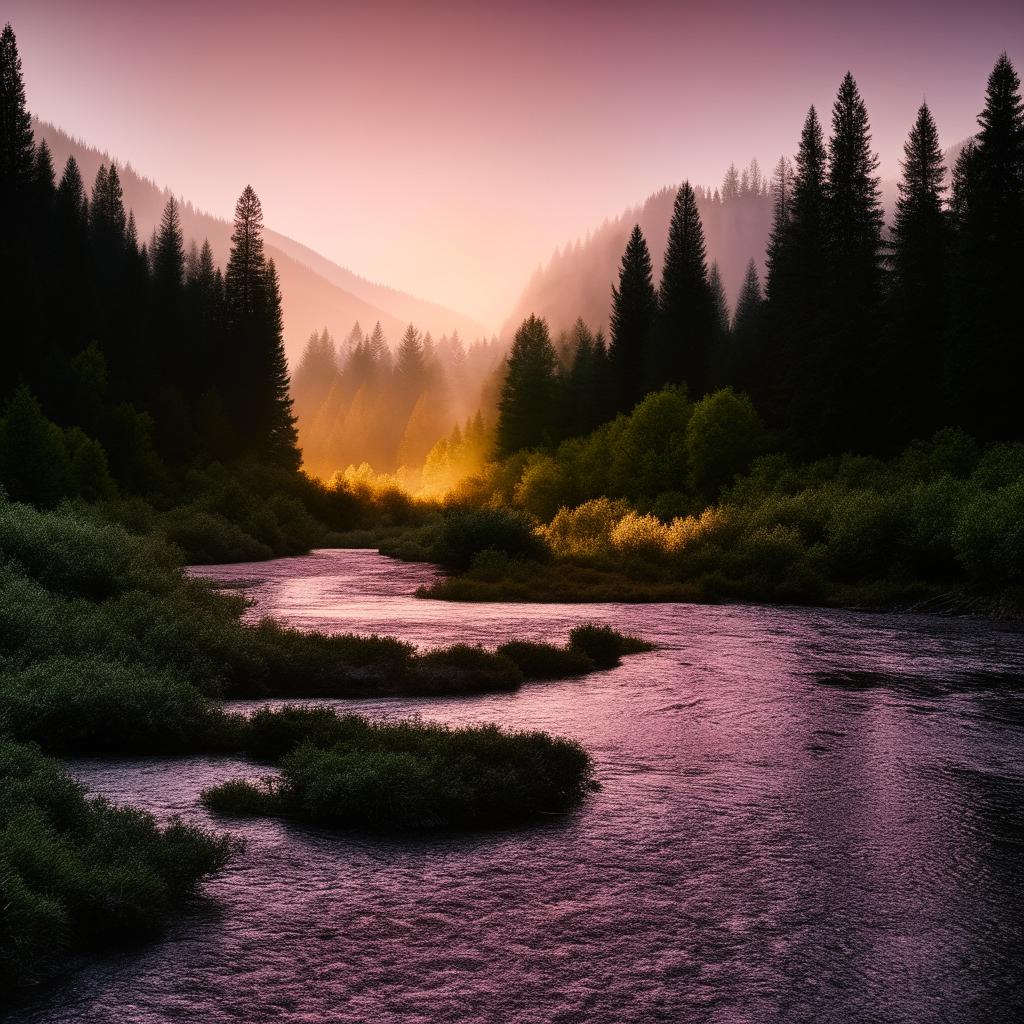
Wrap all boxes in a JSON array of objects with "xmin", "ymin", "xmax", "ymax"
[
  {"xmin": 433, "ymin": 506, "xmax": 548, "ymax": 570},
  {"xmin": 203, "ymin": 710, "xmax": 597, "ymax": 830},
  {"xmin": 0, "ymin": 736, "xmax": 230, "ymax": 990},
  {"xmin": 568, "ymin": 624, "xmax": 654, "ymax": 668},
  {"xmin": 497, "ymin": 641, "xmax": 595, "ymax": 678}
]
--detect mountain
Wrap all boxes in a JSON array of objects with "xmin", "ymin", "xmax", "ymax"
[{"xmin": 34, "ymin": 120, "xmax": 489, "ymax": 363}]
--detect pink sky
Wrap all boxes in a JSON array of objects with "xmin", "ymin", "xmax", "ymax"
[{"xmin": 8, "ymin": 0, "xmax": 1024, "ymax": 329}]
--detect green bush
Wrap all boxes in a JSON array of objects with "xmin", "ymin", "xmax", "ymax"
[
  {"xmin": 0, "ymin": 657, "xmax": 236, "ymax": 755},
  {"xmin": 497, "ymin": 641, "xmax": 595, "ymax": 679},
  {"xmin": 203, "ymin": 710, "xmax": 597, "ymax": 830},
  {"xmin": 433, "ymin": 506, "xmax": 548, "ymax": 570},
  {"xmin": 0, "ymin": 736, "xmax": 230, "ymax": 990},
  {"xmin": 568, "ymin": 624, "xmax": 654, "ymax": 668},
  {"xmin": 412, "ymin": 644, "xmax": 523, "ymax": 693}
]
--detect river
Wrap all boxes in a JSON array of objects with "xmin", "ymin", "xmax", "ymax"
[{"xmin": 10, "ymin": 549, "xmax": 1024, "ymax": 1023}]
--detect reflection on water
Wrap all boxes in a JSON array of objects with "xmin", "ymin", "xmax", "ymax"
[{"xmin": 12, "ymin": 550, "xmax": 1024, "ymax": 1023}]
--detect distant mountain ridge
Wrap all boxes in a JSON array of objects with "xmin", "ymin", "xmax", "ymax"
[{"xmin": 34, "ymin": 120, "xmax": 489, "ymax": 362}]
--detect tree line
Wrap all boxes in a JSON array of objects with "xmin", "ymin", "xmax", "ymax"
[
  {"xmin": 0, "ymin": 24, "xmax": 298, "ymax": 505},
  {"xmin": 291, "ymin": 321, "xmax": 503, "ymax": 481},
  {"xmin": 498, "ymin": 56, "xmax": 1024, "ymax": 458}
]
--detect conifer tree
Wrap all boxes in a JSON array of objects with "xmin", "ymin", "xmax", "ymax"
[
  {"xmin": 222, "ymin": 185, "xmax": 268, "ymax": 448},
  {"xmin": 763, "ymin": 107, "xmax": 829, "ymax": 446},
  {"xmin": 0, "ymin": 24, "xmax": 34, "ymax": 212},
  {"xmin": 261, "ymin": 258, "xmax": 300, "ymax": 470},
  {"xmin": 496, "ymin": 315, "xmax": 559, "ymax": 455},
  {"xmin": 949, "ymin": 53, "xmax": 1024, "ymax": 438},
  {"xmin": 707, "ymin": 262, "xmax": 731, "ymax": 390},
  {"xmin": 731, "ymin": 259, "xmax": 765, "ymax": 394},
  {"xmin": 650, "ymin": 182, "xmax": 715, "ymax": 397},
  {"xmin": 608, "ymin": 225, "xmax": 657, "ymax": 413},
  {"xmin": 563, "ymin": 318, "xmax": 599, "ymax": 439},
  {"xmin": 888, "ymin": 102, "xmax": 948, "ymax": 441},
  {"xmin": 824, "ymin": 72, "xmax": 884, "ymax": 450},
  {"xmin": 31, "ymin": 139, "xmax": 54, "ymax": 215}
]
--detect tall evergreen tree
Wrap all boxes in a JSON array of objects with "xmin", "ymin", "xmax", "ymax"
[
  {"xmin": 823, "ymin": 72, "xmax": 885, "ymax": 450},
  {"xmin": 730, "ymin": 259, "xmax": 765, "ymax": 395},
  {"xmin": 888, "ymin": 102, "xmax": 948, "ymax": 441},
  {"xmin": 707, "ymin": 261, "xmax": 731, "ymax": 388},
  {"xmin": 0, "ymin": 23, "xmax": 34, "ymax": 212},
  {"xmin": 563, "ymin": 318, "xmax": 599, "ymax": 439},
  {"xmin": 608, "ymin": 225, "xmax": 657, "ymax": 413},
  {"xmin": 762, "ymin": 108, "xmax": 828, "ymax": 441},
  {"xmin": 261, "ymin": 258, "xmax": 300, "ymax": 470},
  {"xmin": 650, "ymin": 181, "xmax": 715, "ymax": 397},
  {"xmin": 949, "ymin": 53, "xmax": 1024, "ymax": 439},
  {"xmin": 496, "ymin": 315, "xmax": 559, "ymax": 455},
  {"xmin": 1, "ymin": 23, "xmax": 37, "ymax": 391}
]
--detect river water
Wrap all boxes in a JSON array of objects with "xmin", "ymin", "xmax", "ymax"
[{"xmin": 10, "ymin": 550, "xmax": 1024, "ymax": 1023}]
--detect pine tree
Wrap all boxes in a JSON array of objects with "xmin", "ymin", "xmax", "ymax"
[
  {"xmin": 31, "ymin": 139, "xmax": 54, "ymax": 216},
  {"xmin": 731, "ymin": 259, "xmax": 765, "ymax": 395},
  {"xmin": 650, "ymin": 181, "xmax": 715, "ymax": 397},
  {"xmin": 888, "ymin": 102, "xmax": 948, "ymax": 441},
  {"xmin": 0, "ymin": 24, "xmax": 34, "ymax": 212},
  {"xmin": 824, "ymin": 72, "xmax": 885, "ymax": 451},
  {"xmin": 564, "ymin": 318, "xmax": 598, "ymax": 439},
  {"xmin": 222, "ymin": 185, "xmax": 268, "ymax": 448},
  {"xmin": 608, "ymin": 225, "xmax": 657, "ymax": 413},
  {"xmin": 261, "ymin": 259, "xmax": 300, "ymax": 470},
  {"xmin": 496, "ymin": 315, "xmax": 559, "ymax": 455},
  {"xmin": 949, "ymin": 53, "xmax": 1024, "ymax": 439},
  {"xmin": 1, "ymin": 23, "xmax": 37, "ymax": 391},
  {"xmin": 762, "ymin": 108, "xmax": 828, "ymax": 443}
]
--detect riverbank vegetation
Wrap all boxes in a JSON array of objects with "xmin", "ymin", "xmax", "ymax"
[
  {"xmin": 202, "ymin": 708, "xmax": 597, "ymax": 830},
  {"xmin": 410, "ymin": 396, "xmax": 1024, "ymax": 612},
  {"xmin": 0, "ymin": 735, "xmax": 231, "ymax": 989},
  {"xmin": 0, "ymin": 488, "xmax": 624, "ymax": 993}
]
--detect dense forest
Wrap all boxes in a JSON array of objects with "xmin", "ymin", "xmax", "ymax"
[
  {"xmin": 291, "ymin": 321, "xmax": 502, "ymax": 488},
  {"xmin": 495, "ymin": 61, "xmax": 1024, "ymax": 459}
]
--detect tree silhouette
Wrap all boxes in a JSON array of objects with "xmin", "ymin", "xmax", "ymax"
[
  {"xmin": 496, "ymin": 315, "xmax": 559, "ymax": 455},
  {"xmin": 608, "ymin": 225, "xmax": 657, "ymax": 414},
  {"xmin": 650, "ymin": 181, "xmax": 714, "ymax": 398}
]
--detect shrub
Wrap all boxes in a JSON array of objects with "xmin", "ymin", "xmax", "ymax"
[
  {"xmin": 0, "ymin": 657, "xmax": 233, "ymax": 755},
  {"xmin": 412, "ymin": 644, "xmax": 523, "ymax": 693},
  {"xmin": 568, "ymin": 624, "xmax": 654, "ymax": 668},
  {"xmin": 685, "ymin": 388, "xmax": 767, "ymax": 500},
  {"xmin": 203, "ymin": 712, "xmax": 598, "ymax": 831},
  {"xmin": 433, "ymin": 506, "xmax": 548, "ymax": 570},
  {"xmin": 0, "ymin": 736, "xmax": 230, "ymax": 990},
  {"xmin": 497, "ymin": 641, "xmax": 595, "ymax": 679}
]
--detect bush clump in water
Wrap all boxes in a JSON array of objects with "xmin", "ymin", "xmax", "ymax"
[
  {"xmin": 433, "ymin": 506, "xmax": 548, "ymax": 571},
  {"xmin": 202, "ymin": 708, "xmax": 598, "ymax": 830},
  {"xmin": 497, "ymin": 641, "xmax": 596, "ymax": 678},
  {"xmin": 568, "ymin": 624, "xmax": 655, "ymax": 668}
]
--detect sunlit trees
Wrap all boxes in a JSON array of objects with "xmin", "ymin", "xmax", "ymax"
[
  {"xmin": 496, "ymin": 315, "xmax": 559, "ymax": 456},
  {"xmin": 649, "ymin": 182, "xmax": 715, "ymax": 398},
  {"xmin": 608, "ymin": 225, "xmax": 657, "ymax": 414}
]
